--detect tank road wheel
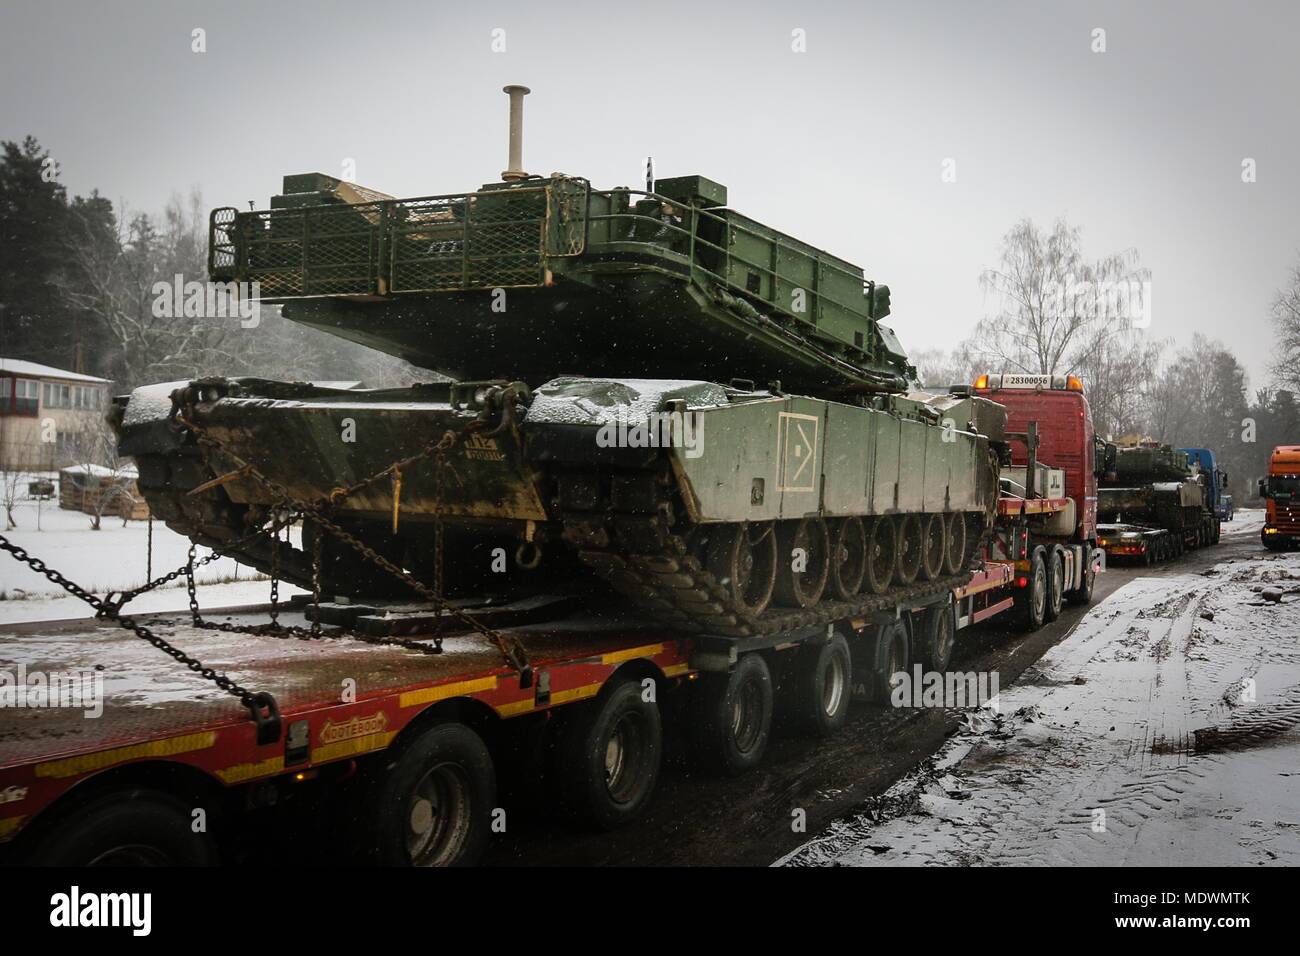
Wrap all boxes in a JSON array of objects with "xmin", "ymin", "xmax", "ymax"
[
  {"xmin": 919, "ymin": 513, "xmax": 946, "ymax": 581},
  {"xmin": 862, "ymin": 516, "xmax": 897, "ymax": 595},
  {"xmin": 829, "ymin": 517, "xmax": 867, "ymax": 600},
  {"xmin": 795, "ymin": 632, "xmax": 853, "ymax": 736},
  {"xmin": 557, "ymin": 678, "xmax": 663, "ymax": 830},
  {"xmin": 691, "ymin": 653, "xmax": 774, "ymax": 776},
  {"xmin": 706, "ymin": 523, "xmax": 778, "ymax": 617},
  {"xmin": 942, "ymin": 512, "xmax": 968, "ymax": 576},
  {"xmin": 1045, "ymin": 547, "xmax": 1065, "ymax": 622},
  {"xmin": 362, "ymin": 722, "xmax": 496, "ymax": 867},
  {"xmin": 1014, "ymin": 547, "xmax": 1048, "ymax": 632},
  {"xmin": 895, "ymin": 514, "xmax": 923, "ymax": 586},
  {"xmin": 774, "ymin": 517, "xmax": 831, "ymax": 608}
]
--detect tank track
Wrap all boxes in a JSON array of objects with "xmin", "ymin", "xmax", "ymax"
[
  {"xmin": 136, "ymin": 448, "xmax": 987, "ymax": 639},
  {"xmin": 134, "ymin": 450, "xmax": 316, "ymax": 585},
  {"xmin": 565, "ymin": 510, "xmax": 978, "ymax": 638}
]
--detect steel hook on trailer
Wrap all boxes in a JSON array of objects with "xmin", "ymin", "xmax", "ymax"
[
  {"xmin": 248, "ymin": 691, "xmax": 282, "ymax": 745},
  {"xmin": 515, "ymin": 540, "xmax": 543, "ymax": 570}
]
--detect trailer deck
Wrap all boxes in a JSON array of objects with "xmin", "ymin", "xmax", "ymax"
[{"xmin": 0, "ymin": 602, "xmax": 690, "ymax": 845}]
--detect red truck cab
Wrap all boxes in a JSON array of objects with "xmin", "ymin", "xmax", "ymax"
[{"xmin": 972, "ymin": 373, "xmax": 1097, "ymax": 544}]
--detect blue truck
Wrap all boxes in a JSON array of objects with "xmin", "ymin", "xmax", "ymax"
[{"xmin": 1179, "ymin": 448, "xmax": 1230, "ymax": 521}]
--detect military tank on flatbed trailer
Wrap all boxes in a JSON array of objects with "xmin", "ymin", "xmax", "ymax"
[{"xmin": 114, "ymin": 88, "xmax": 1006, "ymax": 635}]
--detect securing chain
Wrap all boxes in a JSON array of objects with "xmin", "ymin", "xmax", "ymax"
[
  {"xmin": 0, "ymin": 533, "xmax": 265, "ymax": 715},
  {"xmin": 174, "ymin": 406, "xmax": 534, "ymax": 681}
]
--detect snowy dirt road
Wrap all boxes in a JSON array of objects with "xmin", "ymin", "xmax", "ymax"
[{"xmin": 780, "ymin": 512, "xmax": 1300, "ymax": 867}]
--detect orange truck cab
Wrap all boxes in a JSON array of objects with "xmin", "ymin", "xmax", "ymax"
[{"xmin": 1259, "ymin": 445, "xmax": 1300, "ymax": 550}]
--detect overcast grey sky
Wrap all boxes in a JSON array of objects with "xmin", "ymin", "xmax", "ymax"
[{"xmin": 2, "ymin": 0, "xmax": 1296, "ymax": 389}]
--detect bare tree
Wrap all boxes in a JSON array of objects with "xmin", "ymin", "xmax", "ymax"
[
  {"xmin": 968, "ymin": 218, "xmax": 1149, "ymax": 376},
  {"xmin": 910, "ymin": 346, "xmax": 977, "ymax": 391},
  {"xmin": 65, "ymin": 419, "xmax": 134, "ymax": 530},
  {"xmin": 58, "ymin": 190, "xmax": 248, "ymax": 389},
  {"xmin": 1272, "ymin": 259, "xmax": 1300, "ymax": 392}
]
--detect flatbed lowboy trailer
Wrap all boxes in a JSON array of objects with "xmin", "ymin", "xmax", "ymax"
[
  {"xmin": 0, "ymin": 385, "xmax": 1090, "ymax": 866},
  {"xmin": 0, "ymin": 516, "xmax": 1068, "ymax": 867}
]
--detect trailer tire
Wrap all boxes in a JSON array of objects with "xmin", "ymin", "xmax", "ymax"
[
  {"xmin": 26, "ymin": 787, "xmax": 216, "ymax": 866},
  {"xmin": 869, "ymin": 620, "xmax": 911, "ymax": 703},
  {"xmin": 1045, "ymin": 547, "xmax": 1065, "ymax": 622},
  {"xmin": 1014, "ymin": 547, "xmax": 1047, "ymax": 632},
  {"xmin": 1065, "ymin": 545, "xmax": 1097, "ymax": 605},
  {"xmin": 796, "ymin": 633, "xmax": 853, "ymax": 736},
  {"xmin": 365, "ymin": 721, "xmax": 496, "ymax": 867},
  {"xmin": 557, "ymin": 678, "xmax": 662, "ymax": 830},
  {"xmin": 914, "ymin": 602, "xmax": 956, "ymax": 673},
  {"xmin": 692, "ymin": 653, "xmax": 773, "ymax": 776}
]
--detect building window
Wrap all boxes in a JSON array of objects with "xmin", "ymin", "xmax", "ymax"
[
  {"xmin": 14, "ymin": 379, "xmax": 38, "ymax": 414},
  {"xmin": 0, "ymin": 377, "xmax": 9, "ymax": 413}
]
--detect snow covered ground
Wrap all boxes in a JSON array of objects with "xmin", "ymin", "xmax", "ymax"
[
  {"xmin": 780, "ymin": 510, "xmax": 1300, "ymax": 867},
  {"xmin": 0, "ymin": 498, "xmax": 302, "ymax": 624}
]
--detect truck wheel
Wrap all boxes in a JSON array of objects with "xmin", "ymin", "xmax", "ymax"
[
  {"xmin": 365, "ymin": 722, "xmax": 496, "ymax": 866},
  {"xmin": 692, "ymin": 653, "xmax": 773, "ymax": 775},
  {"xmin": 862, "ymin": 516, "xmax": 897, "ymax": 595},
  {"xmin": 942, "ymin": 512, "xmax": 967, "ymax": 576},
  {"xmin": 914, "ymin": 602, "xmax": 956, "ymax": 673},
  {"xmin": 870, "ymin": 620, "xmax": 911, "ymax": 703},
  {"xmin": 1014, "ymin": 547, "xmax": 1047, "ymax": 632},
  {"xmin": 558, "ymin": 678, "xmax": 662, "ymax": 830},
  {"xmin": 829, "ymin": 517, "xmax": 866, "ymax": 600},
  {"xmin": 895, "ymin": 514, "xmax": 923, "ymax": 585},
  {"xmin": 774, "ymin": 517, "xmax": 830, "ymax": 608},
  {"xmin": 919, "ymin": 513, "xmax": 946, "ymax": 581},
  {"xmin": 1065, "ymin": 545, "xmax": 1096, "ymax": 605},
  {"xmin": 26, "ymin": 787, "xmax": 216, "ymax": 866},
  {"xmin": 1045, "ymin": 547, "xmax": 1064, "ymax": 622},
  {"xmin": 796, "ymin": 633, "xmax": 853, "ymax": 736}
]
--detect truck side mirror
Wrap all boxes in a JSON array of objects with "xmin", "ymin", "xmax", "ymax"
[{"xmin": 1258, "ymin": 478, "xmax": 1267, "ymax": 497}]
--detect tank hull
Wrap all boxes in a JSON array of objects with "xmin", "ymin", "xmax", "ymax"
[{"xmin": 115, "ymin": 376, "xmax": 1004, "ymax": 631}]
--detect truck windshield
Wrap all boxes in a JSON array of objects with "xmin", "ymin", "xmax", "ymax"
[{"xmin": 1269, "ymin": 476, "xmax": 1300, "ymax": 497}]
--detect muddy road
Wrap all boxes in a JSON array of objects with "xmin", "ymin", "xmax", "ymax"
[{"xmin": 484, "ymin": 521, "xmax": 1266, "ymax": 866}]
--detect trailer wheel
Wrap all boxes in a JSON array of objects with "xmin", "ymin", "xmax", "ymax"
[
  {"xmin": 1045, "ymin": 548, "xmax": 1064, "ymax": 622},
  {"xmin": 26, "ymin": 787, "xmax": 216, "ymax": 866},
  {"xmin": 869, "ymin": 621, "xmax": 911, "ymax": 703},
  {"xmin": 1066, "ymin": 545, "xmax": 1097, "ymax": 605},
  {"xmin": 919, "ymin": 513, "xmax": 946, "ymax": 581},
  {"xmin": 895, "ymin": 514, "xmax": 923, "ymax": 585},
  {"xmin": 796, "ymin": 633, "xmax": 853, "ymax": 736},
  {"xmin": 914, "ymin": 602, "xmax": 956, "ymax": 673},
  {"xmin": 862, "ymin": 516, "xmax": 897, "ymax": 595},
  {"xmin": 942, "ymin": 512, "xmax": 968, "ymax": 576},
  {"xmin": 557, "ymin": 678, "xmax": 662, "ymax": 830},
  {"xmin": 692, "ymin": 653, "xmax": 773, "ymax": 775},
  {"xmin": 1014, "ymin": 547, "xmax": 1047, "ymax": 632},
  {"xmin": 365, "ymin": 722, "xmax": 496, "ymax": 867}
]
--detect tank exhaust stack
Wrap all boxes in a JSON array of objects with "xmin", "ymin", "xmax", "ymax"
[{"xmin": 501, "ymin": 84, "xmax": 531, "ymax": 181}]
